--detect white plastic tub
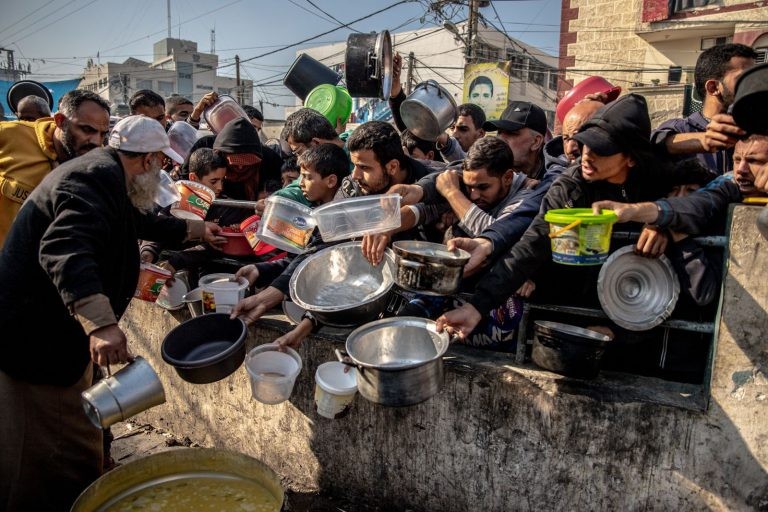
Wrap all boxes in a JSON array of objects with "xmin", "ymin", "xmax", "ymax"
[{"xmin": 314, "ymin": 361, "xmax": 358, "ymax": 419}]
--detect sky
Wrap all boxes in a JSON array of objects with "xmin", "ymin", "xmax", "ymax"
[{"xmin": 0, "ymin": 0, "xmax": 562, "ymax": 118}]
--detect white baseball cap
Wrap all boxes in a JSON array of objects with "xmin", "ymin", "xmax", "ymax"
[{"xmin": 108, "ymin": 115, "xmax": 184, "ymax": 163}]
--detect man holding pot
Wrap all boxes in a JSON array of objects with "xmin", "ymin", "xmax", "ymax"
[
  {"xmin": 0, "ymin": 116, "xmax": 224, "ymax": 511},
  {"xmin": 436, "ymin": 95, "xmax": 677, "ymax": 340}
]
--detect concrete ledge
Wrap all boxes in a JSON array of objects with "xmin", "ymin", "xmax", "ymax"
[{"xmin": 124, "ymin": 205, "xmax": 768, "ymax": 511}]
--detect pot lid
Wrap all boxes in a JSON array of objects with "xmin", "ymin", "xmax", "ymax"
[
  {"xmin": 375, "ymin": 30, "xmax": 393, "ymax": 101},
  {"xmin": 534, "ymin": 321, "xmax": 612, "ymax": 343},
  {"xmin": 7, "ymin": 80, "xmax": 54, "ymax": 114},
  {"xmin": 597, "ymin": 245, "xmax": 679, "ymax": 331}
]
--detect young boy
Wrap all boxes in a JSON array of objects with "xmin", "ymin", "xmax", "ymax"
[{"xmin": 232, "ymin": 143, "xmax": 350, "ymax": 347}]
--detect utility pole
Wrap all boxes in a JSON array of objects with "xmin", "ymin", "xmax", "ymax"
[
  {"xmin": 210, "ymin": 29, "xmax": 215, "ymax": 54},
  {"xmin": 406, "ymin": 52, "xmax": 415, "ymax": 95},
  {"xmin": 259, "ymin": 100, "xmax": 264, "ymax": 114},
  {"xmin": 167, "ymin": 0, "xmax": 171, "ymax": 38},
  {"xmin": 466, "ymin": 0, "xmax": 479, "ymax": 62},
  {"xmin": 235, "ymin": 55, "xmax": 241, "ymax": 104},
  {"xmin": 121, "ymin": 73, "xmax": 129, "ymax": 106}
]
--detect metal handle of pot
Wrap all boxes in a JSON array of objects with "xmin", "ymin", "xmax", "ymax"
[
  {"xmin": 334, "ymin": 348, "xmax": 358, "ymax": 369},
  {"xmin": 212, "ymin": 198, "xmax": 260, "ymax": 209}
]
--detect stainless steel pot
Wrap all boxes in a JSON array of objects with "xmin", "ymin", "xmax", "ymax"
[
  {"xmin": 392, "ymin": 241, "xmax": 470, "ymax": 296},
  {"xmin": 338, "ymin": 317, "xmax": 451, "ymax": 407},
  {"xmin": 400, "ymin": 80, "xmax": 458, "ymax": 142},
  {"xmin": 345, "ymin": 30, "xmax": 392, "ymax": 100},
  {"xmin": 289, "ymin": 241, "xmax": 395, "ymax": 327}
]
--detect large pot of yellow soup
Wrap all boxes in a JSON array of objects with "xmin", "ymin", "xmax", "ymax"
[{"xmin": 71, "ymin": 448, "xmax": 283, "ymax": 512}]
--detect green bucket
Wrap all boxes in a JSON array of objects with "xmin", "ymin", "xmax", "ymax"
[
  {"xmin": 304, "ymin": 85, "xmax": 352, "ymax": 126},
  {"xmin": 543, "ymin": 208, "xmax": 618, "ymax": 265}
]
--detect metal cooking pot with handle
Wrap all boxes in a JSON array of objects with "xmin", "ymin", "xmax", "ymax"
[
  {"xmin": 345, "ymin": 30, "xmax": 392, "ymax": 100},
  {"xmin": 392, "ymin": 240, "xmax": 470, "ymax": 296},
  {"xmin": 337, "ymin": 316, "xmax": 452, "ymax": 406},
  {"xmin": 400, "ymin": 80, "xmax": 458, "ymax": 142}
]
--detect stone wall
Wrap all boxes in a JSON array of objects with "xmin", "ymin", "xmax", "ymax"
[{"xmin": 125, "ymin": 205, "xmax": 768, "ymax": 511}]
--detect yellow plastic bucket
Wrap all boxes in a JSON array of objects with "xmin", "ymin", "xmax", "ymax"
[{"xmin": 544, "ymin": 208, "xmax": 618, "ymax": 265}]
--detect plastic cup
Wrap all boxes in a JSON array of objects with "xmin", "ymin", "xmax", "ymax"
[
  {"xmin": 170, "ymin": 180, "xmax": 215, "ymax": 220},
  {"xmin": 154, "ymin": 170, "xmax": 182, "ymax": 208},
  {"xmin": 314, "ymin": 362, "xmax": 358, "ymax": 419},
  {"xmin": 81, "ymin": 356, "xmax": 166, "ymax": 429},
  {"xmin": 245, "ymin": 344, "xmax": 302, "ymax": 405},
  {"xmin": 134, "ymin": 263, "xmax": 172, "ymax": 302}
]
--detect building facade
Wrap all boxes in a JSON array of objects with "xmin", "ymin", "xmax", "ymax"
[
  {"xmin": 293, "ymin": 22, "xmax": 558, "ymax": 126},
  {"xmin": 559, "ymin": 0, "xmax": 768, "ymax": 126},
  {"xmin": 79, "ymin": 38, "xmax": 253, "ymax": 113}
]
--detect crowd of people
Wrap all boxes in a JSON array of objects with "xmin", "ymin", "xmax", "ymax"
[{"xmin": 0, "ymin": 41, "xmax": 766, "ymax": 510}]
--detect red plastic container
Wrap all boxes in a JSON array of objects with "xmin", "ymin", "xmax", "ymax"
[
  {"xmin": 239, "ymin": 215, "xmax": 279, "ymax": 256},
  {"xmin": 556, "ymin": 76, "xmax": 621, "ymax": 122},
  {"xmin": 220, "ymin": 229, "xmax": 254, "ymax": 257}
]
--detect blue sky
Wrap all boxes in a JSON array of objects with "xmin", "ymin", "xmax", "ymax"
[{"xmin": 1, "ymin": 0, "xmax": 562, "ymax": 118}]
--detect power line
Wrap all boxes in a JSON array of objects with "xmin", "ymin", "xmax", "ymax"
[
  {"xmin": 4, "ymin": 0, "xmax": 100, "ymax": 46},
  {"xmin": 0, "ymin": 0, "xmax": 59, "ymax": 38},
  {"xmin": 305, "ymin": 0, "xmax": 363, "ymax": 33}
]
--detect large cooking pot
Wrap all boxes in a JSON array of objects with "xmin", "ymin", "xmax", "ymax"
[
  {"xmin": 392, "ymin": 241, "xmax": 470, "ymax": 296},
  {"xmin": 345, "ymin": 30, "xmax": 392, "ymax": 100},
  {"xmin": 161, "ymin": 313, "xmax": 247, "ymax": 384},
  {"xmin": 732, "ymin": 61, "xmax": 768, "ymax": 135},
  {"xmin": 283, "ymin": 53, "xmax": 342, "ymax": 101},
  {"xmin": 289, "ymin": 241, "xmax": 395, "ymax": 327},
  {"xmin": 71, "ymin": 448, "xmax": 283, "ymax": 511},
  {"xmin": 532, "ymin": 321, "xmax": 613, "ymax": 379},
  {"xmin": 338, "ymin": 316, "xmax": 450, "ymax": 406},
  {"xmin": 400, "ymin": 80, "xmax": 458, "ymax": 142}
]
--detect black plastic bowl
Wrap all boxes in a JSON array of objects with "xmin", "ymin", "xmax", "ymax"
[
  {"xmin": 531, "ymin": 321, "xmax": 612, "ymax": 379},
  {"xmin": 161, "ymin": 314, "xmax": 247, "ymax": 384}
]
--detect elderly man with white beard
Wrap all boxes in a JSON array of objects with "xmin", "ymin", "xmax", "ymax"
[{"xmin": 0, "ymin": 115, "xmax": 224, "ymax": 511}]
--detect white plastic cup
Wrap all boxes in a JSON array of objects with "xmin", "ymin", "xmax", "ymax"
[
  {"xmin": 245, "ymin": 344, "xmax": 302, "ymax": 405},
  {"xmin": 154, "ymin": 170, "xmax": 182, "ymax": 208},
  {"xmin": 314, "ymin": 361, "xmax": 358, "ymax": 419}
]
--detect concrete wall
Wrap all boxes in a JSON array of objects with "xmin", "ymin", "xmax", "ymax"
[{"xmin": 125, "ymin": 205, "xmax": 768, "ymax": 511}]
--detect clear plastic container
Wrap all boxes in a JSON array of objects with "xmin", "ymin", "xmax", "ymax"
[
  {"xmin": 312, "ymin": 194, "xmax": 401, "ymax": 241},
  {"xmin": 202, "ymin": 95, "xmax": 248, "ymax": 134},
  {"xmin": 245, "ymin": 344, "xmax": 302, "ymax": 405},
  {"xmin": 256, "ymin": 196, "xmax": 316, "ymax": 253}
]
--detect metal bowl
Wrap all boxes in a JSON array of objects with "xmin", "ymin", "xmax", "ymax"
[
  {"xmin": 597, "ymin": 246, "xmax": 680, "ymax": 331},
  {"xmin": 289, "ymin": 241, "xmax": 396, "ymax": 327}
]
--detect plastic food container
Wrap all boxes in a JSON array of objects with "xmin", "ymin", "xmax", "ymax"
[
  {"xmin": 170, "ymin": 180, "xmax": 215, "ymax": 220},
  {"xmin": 304, "ymin": 85, "xmax": 353, "ymax": 126},
  {"xmin": 220, "ymin": 228, "xmax": 253, "ymax": 257},
  {"xmin": 313, "ymin": 194, "xmax": 401, "ymax": 242},
  {"xmin": 314, "ymin": 361, "xmax": 358, "ymax": 419},
  {"xmin": 134, "ymin": 263, "xmax": 172, "ymax": 302},
  {"xmin": 256, "ymin": 196, "xmax": 316, "ymax": 253},
  {"xmin": 245, "ymin": 344, "xmax": 302, "ymax": 405},
  {"xmin": 202, "ymin": 95, "xmax": 249, "ymax": 134},
  {"xmin": 544, "ymin": 208, "xmax": 618, "ymax": 265},
  {"xmin": 240, "ymin": 215, "xmax": 279, "ymax": 256}
]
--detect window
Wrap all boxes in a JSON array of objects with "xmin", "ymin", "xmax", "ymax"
[
  {"xmin": 157, "ymin": 81, "xmax": 174, "ymax": 94},
  {"xmin": 700, "ymin": 35, "xmax": 733, "ymax": 50},
  {"xmin": 136, "ymin": 80, "xmax": 152, "ymax": 90},
  {"xmin": 756, "ymin": 47, "xmax": 768, "ymax": 64},
  {"xmin": 671, "ymin": 0, "xmax": 718, "ymax": 15},
  {"xmin": 549, "ymin": 72, "xmax": 559, "ymax": 91},
  {"xmin": 196, "ymin": 63, "xmax": 212, "ymax": 70},
  {"xmin": 196, "ymin": 84, "xmax": 213, "ymax": 90}
]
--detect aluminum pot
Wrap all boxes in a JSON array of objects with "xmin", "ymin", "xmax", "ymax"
[
  {"xmin": 392, "ymin": 241, "xmax": 470, "ymax": 296},
  {"xmin": 345, "ymin": 30, "xmax": 392, "ymax": 100},
  {"xmin": 71, "ymin": 448, "xmax": 283, "ymax": 511},
  {"xmin": 289, "ymin": 241, "xmax": 396, "ymax": 327},
  {"xmin": 338, "ymin": 316, "xmax": 451, "ymax": 407},
  {"xmin": 400, "ymin": 80, "xmax": 458, "ymax": 142},
  {"xmin": 531, "ymin": 321, "xmax": 613, "ymax": 379}
]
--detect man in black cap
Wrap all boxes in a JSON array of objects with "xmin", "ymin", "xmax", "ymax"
[
  {"xmin": 436, "ymin": 94, "xmax": 677, "ymax": 338},
  {"xmin": 483, "ymin": 101, "xmax": 548, "ymax": 179}
]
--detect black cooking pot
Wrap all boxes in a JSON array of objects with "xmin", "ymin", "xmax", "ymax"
[
  {"xmin": 161, "ymin": 314, "xmax": 247, "ymax": 384},
  {"xmin": 283, "ymin": 53, "xmax": 341, "ymax": 101},
  {"xmin": 345, "ymin": 30, "xmax": 392, "ymax": 100},
  {"xmin": 732, "ymin": 62, "xmax": 768, "ymax": 135},
  {"xmin": 531, "ymin": 321, "xmax": 612, "ymax": 379},
  {"xmin": 7, "ymin": 80, "xmax": 54, "ymax": 114}
]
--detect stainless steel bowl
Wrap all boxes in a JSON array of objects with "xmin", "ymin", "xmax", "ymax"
[{"xmin": 289, "ymin": 241, "xmax": 396, "ymax": 327}]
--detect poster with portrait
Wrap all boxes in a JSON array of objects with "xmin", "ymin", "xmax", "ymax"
[{"xmin": 463, "ymin": 62, "xmax": 510, "ymax": 119}]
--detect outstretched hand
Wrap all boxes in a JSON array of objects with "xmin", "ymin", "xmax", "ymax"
[
  {"xmin": 436, "ymin": 303, "xmax": 482, "ymax": 339},
  {"xmin": 447, "ymin": 237, "xmax": 492, "ymax": 277}
]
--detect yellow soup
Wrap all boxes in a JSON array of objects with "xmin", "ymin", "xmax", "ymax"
[{"xmin": 107, "ymin": 476, "xmax": 280, "ymax": 512}]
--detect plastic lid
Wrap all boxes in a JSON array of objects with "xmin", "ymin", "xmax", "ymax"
[
  {"xmin": 544, "ymin": 208, "xmax": 618, "ymax": 225},
  {"xmin": 315, "ymin": 361, "xmax": 358, "ymax": 395},
  {"xmin": 597, "ymin": 246, "xmax": 680, "ymax": 331}
]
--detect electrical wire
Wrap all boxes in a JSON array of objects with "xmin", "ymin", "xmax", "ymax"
[{"xmin": 0, "ymin": 0, "xmax": 60, "ymax": 38}]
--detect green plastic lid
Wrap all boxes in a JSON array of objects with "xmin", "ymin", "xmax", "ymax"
[
  {"xmin": 304, "ymin": 85, "xmax": 352, "ymax": 126},
  {"xmin": 544, "ymin": 208, "xmax": 618, "ymax": 225}
]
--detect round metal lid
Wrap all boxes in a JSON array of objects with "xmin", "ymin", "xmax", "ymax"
[
  {"xmin": 375, "ymin": 30, "xmax": 392, "ymax": 101},
  {"xmin": 597, "ymin": 245, "xmax": 680, "ymax": 331}
]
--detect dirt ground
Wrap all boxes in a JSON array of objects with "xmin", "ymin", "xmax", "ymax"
[{"xmin": 109, "ymin": 421, "xmax": 394, "ymax": 512}]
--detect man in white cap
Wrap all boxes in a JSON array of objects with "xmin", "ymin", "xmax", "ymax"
[{"xmin": 0, "ymin": 115, "xmax": 223, "ymax": 511}]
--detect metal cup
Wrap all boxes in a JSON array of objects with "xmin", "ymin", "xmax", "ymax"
[{"xmin": 81, "ymin": 356, "xmax": 166, "ymax": 429}]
